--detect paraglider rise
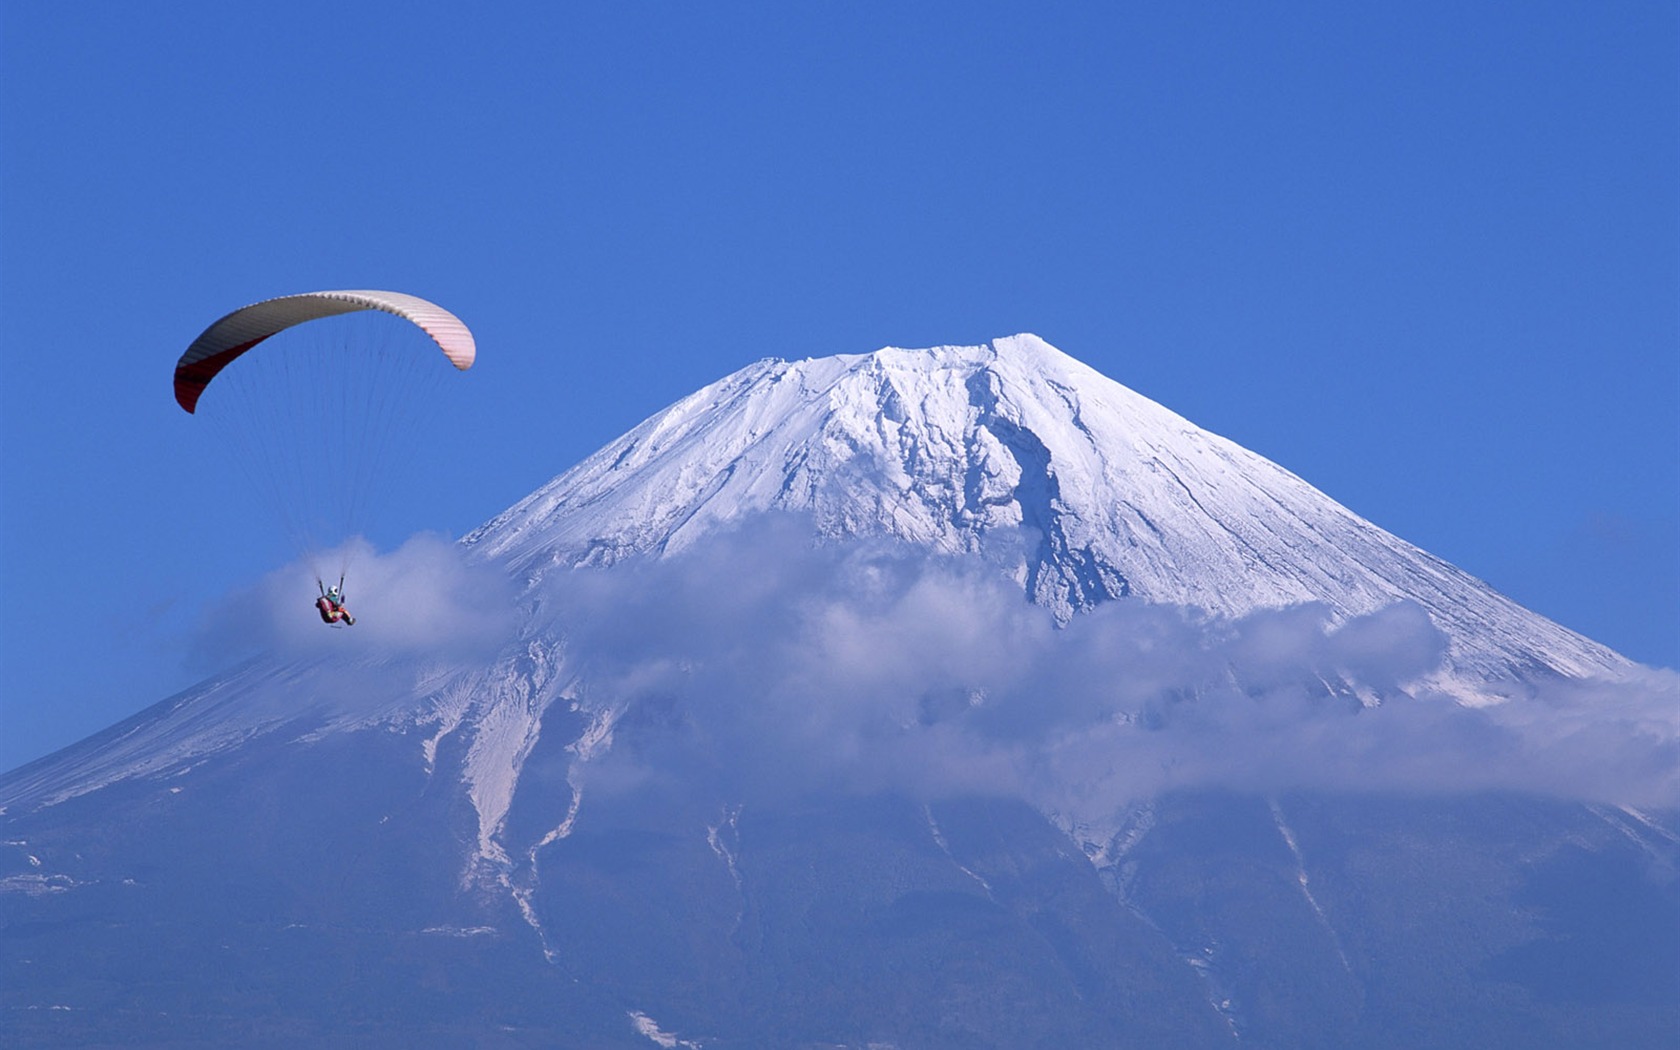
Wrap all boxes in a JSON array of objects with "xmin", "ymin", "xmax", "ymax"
[{"xmin": 174, "ymin": 290, "xmax": 476, "ymax": 625}]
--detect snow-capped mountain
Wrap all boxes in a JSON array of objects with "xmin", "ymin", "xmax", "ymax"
[
  {"xmin": 2, "ymin": 334, "xmax": 1645, "ymax": 832},
  {"xmin": 4, "ymin": 334, "xmax": 1673, "ymax": 1049},
  {"xmin": 467, "ymin": 333, "xmax": 1626, "ymax": 692}
]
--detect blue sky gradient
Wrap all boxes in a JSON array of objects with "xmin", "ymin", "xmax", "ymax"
[{"xmin": 2, "ymin": 1, "xmax": 1675, "ymax": 771}]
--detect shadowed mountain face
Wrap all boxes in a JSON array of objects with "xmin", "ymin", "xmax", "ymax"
[
  {"xmin": 5, "ymin": 742, "xmax": 1675, "ymax": 1048},
  {"xmin": 4, "ymin": 337, "xmax": 1676, "ymax": 1047}
]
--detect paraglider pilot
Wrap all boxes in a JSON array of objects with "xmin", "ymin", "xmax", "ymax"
[{"xmin": 316, "ymin": 579, "xmax": 356, "ymax": 626}]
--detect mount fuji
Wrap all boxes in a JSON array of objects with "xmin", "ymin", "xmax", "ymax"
[
  {"xmin": 465, "ymin": 334, "xmax": 1625, "ymax": 690},
  {"xmin": 3, "ymin": 335, "xmax": 1674, "ymax": 1048}
]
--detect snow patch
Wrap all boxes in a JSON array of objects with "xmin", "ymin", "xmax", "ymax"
[
  {"xmin": 1054, "ymin": 803, "xmax": 1157, "ymax": 870},
  {"xmin": 1619, "ymin": 805, "xmax": 1680, "ymax": 846},
  {"xmin": 1269, "ymin": 798, "xmax": 1351, "ymax": 975},
  {"xmin": 568, "ymin": 701, "xmax": 622, "ymax": 762},
  {"xmin": 705, "ymin": 804, "xmax": 743, "ymax": 893},
  {"xmin": 1589, "ymin": 804, "xmax": 1680, "ymax": 858},
  {"xmin": 461, "ymin": 641, "xmax": 567, "ymax": 878},
  {"xmin": 420, "ymin": 925, "xmax": 497, "ymax": 937},
  {"xmin": 420, "ymin": 676, "xmax": 477, "ymax": 776},
  {"xmin": 706, "ymin": 804, "xmax": 746, "ymax": 932},
  {"xmin": 1, "ymin": 872, "xmax": 83, "ymax": 896},
  {"xmin": 1182, "ymin": 943, "xmax": 1242, "ymax": 1039},
  {"xmin": 628, "ymin": 1010, "xmax": 702, "ymax": 1048},
  {"xmin": 924, "ymin": 804, "xmax": 993, "ymax": 896}
]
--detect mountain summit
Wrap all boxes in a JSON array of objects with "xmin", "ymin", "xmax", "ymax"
[{"xmin": 468, "ymin": 334, "xmax": 1624, "ymax": 692}]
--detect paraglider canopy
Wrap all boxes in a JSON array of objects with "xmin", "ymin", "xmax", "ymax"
[
  {"xmin": 173, "ymin": 288, "xmax": 477, "ymax": 599},
  {"xmin": 173, "ymin": 290, "xmax": 475, "ymax": 413}
]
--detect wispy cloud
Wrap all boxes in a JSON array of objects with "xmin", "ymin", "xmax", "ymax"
[
  {"xmin": 191, "ymin": 533, "xmax": 518, "ymax": 666},
  {"xmin": 542, "ymin": 518, "xmax": 1680, "ymax": 817},
  {"xmin": 183, "ymin": 516, "xmax": 1679, "ymax": 818}
]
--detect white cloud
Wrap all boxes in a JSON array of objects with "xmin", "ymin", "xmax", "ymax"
[
  {"xmin": 538, "ymin": 520, "xmax": 1680, "ymax": 816},
  {"xmin": 185, "ymin": 517, "xmax": 1680, "ymax": 817},
  {"xmin": 192, "ymin": 533, "xmax": 517, "ymax": 666}
]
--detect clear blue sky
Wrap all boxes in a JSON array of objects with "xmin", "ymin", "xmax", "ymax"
[{"xmin": 2, "ymin": 1, "xmax": 1675, "ymax": 772}]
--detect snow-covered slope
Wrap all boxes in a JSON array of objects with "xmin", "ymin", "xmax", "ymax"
[{"xmin": 466, "ymin": 333, "xmax": 1627, "ymax": 691}]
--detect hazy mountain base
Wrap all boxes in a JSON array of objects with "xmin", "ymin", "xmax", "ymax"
[{"xmin": 4, "ymin": 707, "xmax": 1675, "ymax": 1049}]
